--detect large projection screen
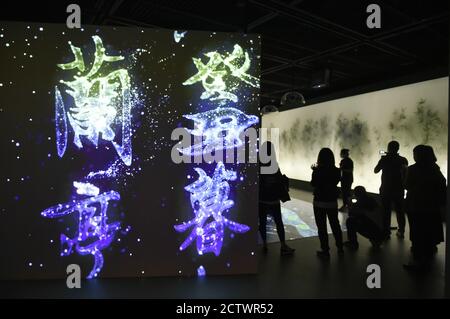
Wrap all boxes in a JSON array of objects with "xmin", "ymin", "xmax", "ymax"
[
  {"xmin": 262, "ymin": 77, "xmax": 448, "ymax": 194},
  {"xmin": 0, "ymin": 22, "xmax": 260, "ymax": 279}
]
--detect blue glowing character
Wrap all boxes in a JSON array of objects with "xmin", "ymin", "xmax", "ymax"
[
  {"xmin": 55, "ymin": 35, "xmax": 132, "ymax": 166},
  {"xmin": 178, "ymin": 107, "xmax": 259, "ymax": 156},
  {"xmin": 183, "ymin": 44, "xmax": 259, "ymax": 102},
  {"xmin": 41, "ymin": 182, "xmax": 122, "ymax": 279},
  {"xmin": 174, "ymin": 162, "xmax": 250, "ymax": 256}
]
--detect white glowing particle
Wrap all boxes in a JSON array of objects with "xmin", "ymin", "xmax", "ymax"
[{"xmin": 73, "ymin": 181, "xmax": 100, "ymax": 196}]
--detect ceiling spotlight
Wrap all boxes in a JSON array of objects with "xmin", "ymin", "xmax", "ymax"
[
  {"xmin": 260, "ymin": 104, "xmax": 279, "ymax": 115},
  {"xmin": 280, "ymin": 91, "xmax": 305, "ymax": 108},
  {"xmin": 311, "ymin": 68, "xmax": 331, "ymax": 89}
]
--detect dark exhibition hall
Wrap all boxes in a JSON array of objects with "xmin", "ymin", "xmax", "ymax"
[{"xmin": 0, "ymin": 0, "xmax": 449, "ymax": 308}]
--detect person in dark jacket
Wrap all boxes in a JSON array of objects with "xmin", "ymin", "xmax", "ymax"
[
  {"xmin": 344, "ymin": 186, "xmax": 384, "ymax": 250},
  {"xmin": 311, "ymin": 148, "xmax": 344, "ymax": 259},
  {"xmin": 403, "ymin": 145, "xmax": 446, "ymax": 271},
  {"xmin": 339, "ymin": 148, "xmax": 354, "ymax": 212},
  {"xmin": 374, "ymin": 140, "xmax": 408, "ymax": 239},
  {"xmin": 259, "ymin": 141, "xmax": 295, "ymax": 255}
]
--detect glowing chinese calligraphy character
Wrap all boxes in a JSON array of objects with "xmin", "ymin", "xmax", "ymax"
[
  {"xmin": 183, "ymin": 44, "xmax": 259, "ymax": 102},
  {"xmin": 178, "ymin": 107, "xmax": 259, "ymax": 156},
  {"xmin": 41, "ymin": 182, "xmax": 122, "ymax": 279},
  {"xmin": 173, "ymin": 30, "xmax": 187, "ymax": 43},
  {"xmin": 174, "ymin": 162, "xmax": 249, "ymax": 256},
  {"xmin": 55, "ymin": 35, "xmax": 132, "ymax": 166}
]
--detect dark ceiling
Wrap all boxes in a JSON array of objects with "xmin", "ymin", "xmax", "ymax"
[{"xmin": 1, "ymin": 0, "xmax": 449, "ymax": 109}]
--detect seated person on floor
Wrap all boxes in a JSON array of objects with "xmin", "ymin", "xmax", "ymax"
[{"xmin": 344, "ymin": 186, "xmax": 384, "ymax": 250}]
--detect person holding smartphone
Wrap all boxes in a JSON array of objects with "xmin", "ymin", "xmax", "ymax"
[{"xmin": 374, "ymin": 141, "xmax": 408, "ymax": 239}]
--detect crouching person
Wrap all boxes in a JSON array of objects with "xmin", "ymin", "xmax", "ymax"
[{"xmin": 344, "ymin": 186, "xmax": 384, "ymax": 250}]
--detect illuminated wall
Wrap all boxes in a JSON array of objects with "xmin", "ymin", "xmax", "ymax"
[
  {"xmin": 0, "ymin": 22, "xmax": 260, "ymax": 279},
  {"xmin": 262, "ymin": 77, "xmax": 448, "ymax": 193}
]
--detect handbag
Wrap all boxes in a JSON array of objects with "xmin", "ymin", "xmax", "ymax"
[{"xmin": 279, "ymin": 174, "xmax": 291, "ymax": 203}]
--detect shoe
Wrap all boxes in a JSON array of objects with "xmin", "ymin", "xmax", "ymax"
[
  {"xmin": 343, "ymin": 241, "xmax": 359, "ymax": 250},
  {"xmin": 316, "ymin": 250, "xmax": 330, "ymax": 259},
  {"xmin": 396, "ymin": 231, "xmax": 405, "ymax": 239},
  {"xmin": 281, "ymin": 245, "xmax": 295, "ymax": 255}
]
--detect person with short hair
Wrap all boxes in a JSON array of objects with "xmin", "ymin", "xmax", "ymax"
[
  {"xmin": 344, "ymin": 186, "xmax": 384, "ymax": 250},
  {"xmin": 374, "ymin": 140, "xmax": 408, "ymax": 239},
  {"xmin": 339, "ymin": 148, "xmax": 354, "ymax": 212}
]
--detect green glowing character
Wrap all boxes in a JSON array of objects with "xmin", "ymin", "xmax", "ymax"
[
  {"xmin": 56, "ymin": 35, "xmax": 132, "ymax": 165},
  {"xmin": 183, "ymin": 44, "xmax": 259, "ymax": 103}
]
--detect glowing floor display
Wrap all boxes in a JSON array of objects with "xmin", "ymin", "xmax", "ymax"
[{"xmin": 265, "ymin": 198, "xmax": 347, "ymax": 244}]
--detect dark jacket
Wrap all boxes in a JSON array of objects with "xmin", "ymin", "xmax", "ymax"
[
  {"xmin": 405, "ymin": 163, "xmax": 446, "ymax": 245},
  {"xmin": 340, "ymin": 157, "xmax": 354, "ymax": 185},
  {"xmin": 375, "ymin": 153, "xmax": 408, "ymax": 195},
  {"xmin": 311, "ymin": 166, "xmax": 341, "ymax": 202},
  {"xmin": 349, "ymin": 195, "xmax": 383, "ymax": 230},
  {"xmin": 260, "ymin": 169, "xmax": 290, "ymax": 203}
]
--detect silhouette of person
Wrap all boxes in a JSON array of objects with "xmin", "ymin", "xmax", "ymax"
[
  {"xmin": 404, "ymin": 145, "xmax": 446, "ymax": 271},
  {"xmin": 374, "ymin": 141, "xmax": 408, "ymax": 239},
  {"xmin": 259, "ymin": 141, "xmax": 295, "ymax": 255},
  {"xmin": 344, "ymin": 186, "xmax": 384, "ymax": 250},
  {"xmin": 311, "ymin": 148, "xmax": 343, "ymax": 259},
  {"xmin": 339, "ymin": 148, "xmax": 354, "ymax": 212}
]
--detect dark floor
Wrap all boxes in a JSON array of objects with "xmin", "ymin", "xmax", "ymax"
[{"xmin": 0, "ymin": 190, "xmax": 446, "ymax": 299}]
